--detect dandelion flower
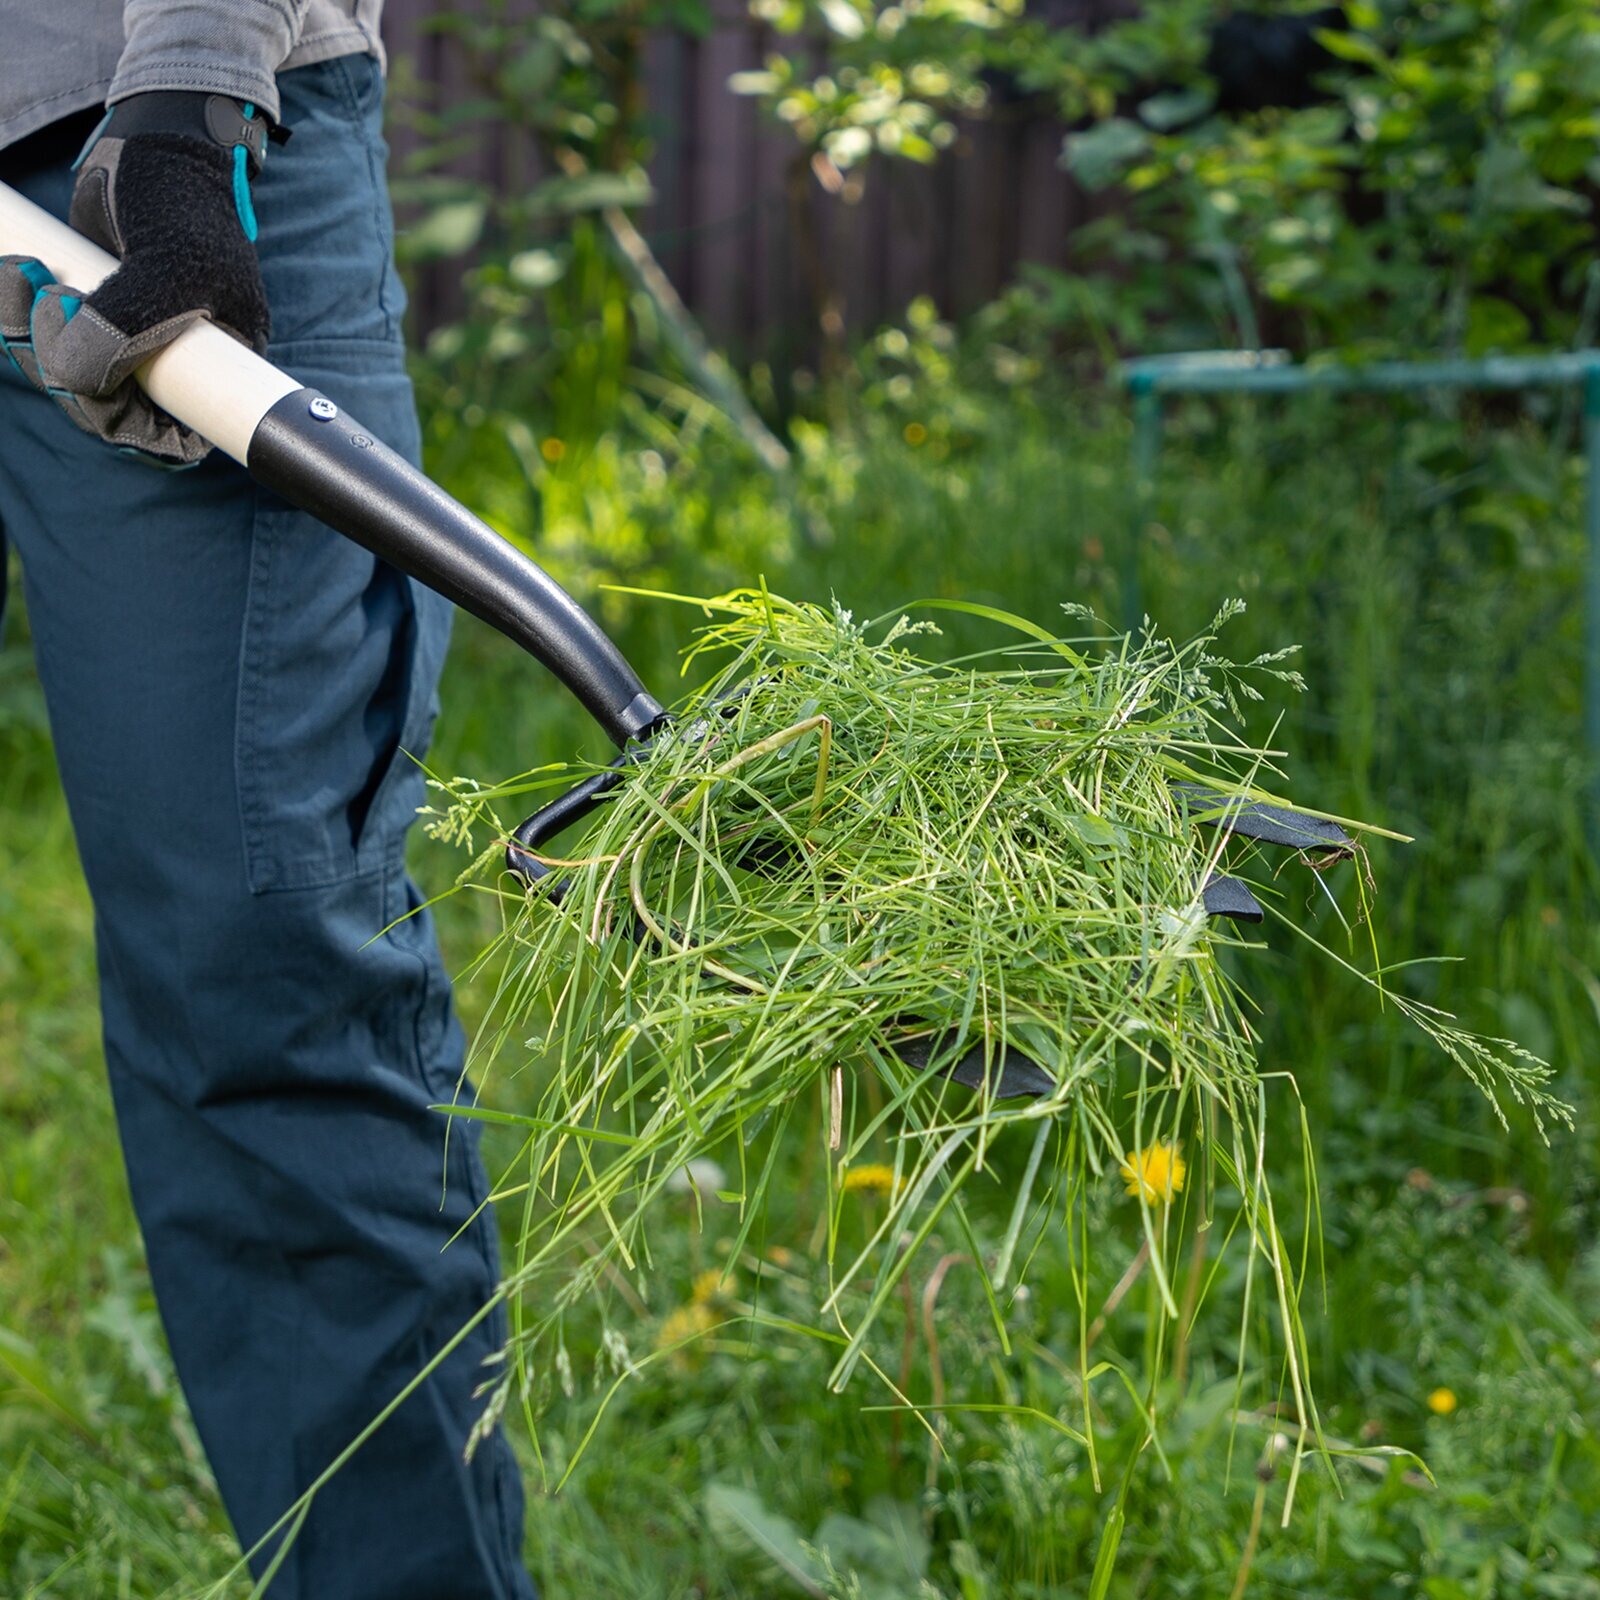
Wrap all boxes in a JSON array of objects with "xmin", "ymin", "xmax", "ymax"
[
  {"xmin": 657, "ymin": 1302, "xmax": 717, "ymax": 1368},
  {"xmin": 1120, "ymin": 1141, "xmax": 1186, "ymax": 1204},
  {"xmin": 1427, "ymin": 1387, "xmax": 1458, "ymax": 1416},
  {"xmin": 691, "ymin": 1269, "xmax": 732, "ymax": 1305},
  {"xmin": 841, "ymin": 1163, "xmax": 900, "ymax": 1195}
]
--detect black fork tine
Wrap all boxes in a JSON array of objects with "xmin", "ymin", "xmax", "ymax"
[
  {"xmin": 506, "ymin": 757, "xmax": 633, "ymax": 892},
  {"xmin": 893, "ymin": 1030, "xmax": 1058, "ymax": 1098},
  {"xmin": 1175, "ymin": 783, "xmax": 1354, "ymax": 853},
  {"xmin": 1202, "ymin": 872, "xmax": 1265, "ymax": 921},
  {"xmin": 505, "ymin": 685, "xmax": 761, "ymax": 887}
]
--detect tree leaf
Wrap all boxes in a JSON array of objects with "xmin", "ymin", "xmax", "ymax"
[
  {"xmin": 509, "ymin": 249, "xmax": 566, "ymax": 290},
  {"xmin": 817, "ymin": 0, "xmax": 866, "ymax": 40},
  {"xmin": 524, "ymin": 171, "xmax": 655, "ymax": 216},
  {"xmin": 1477, "ymin": 142, "xmax": 1585, "ymax": 216},
  {"xmin": 1314, "ymin": 27, "xmax": 1387, "ymax": 68},
  {"xmin": 729, "ymin": 69, "xmax": 782, "ymax": 97},
  {"xmin": 1464, "ymin": 294, "xmax": 1532, "ymax": 356},
  {"xmin": 1138, "ymin": 86, "xmax": 1213, "ymax": 131},
  {"xmin": 400, "ymin": 198, "xmax": 488, "ymax": 260},
  {"xmin": 1061, "ymin": 119, "xmax": 1150, "ymax": 191}
]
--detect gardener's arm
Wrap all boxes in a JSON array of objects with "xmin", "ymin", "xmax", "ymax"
[
  {"xmin": 0, "ymin": 3, "xmax": 310, "ymax": 461},
  {"xmin": 109, "ymin": 1, "xmax": 311, "ymax": 124}
]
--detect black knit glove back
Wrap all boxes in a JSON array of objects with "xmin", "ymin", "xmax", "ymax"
[{"xmin": 0, "ymin": 92, "xmax": 276, "ymax": 465}]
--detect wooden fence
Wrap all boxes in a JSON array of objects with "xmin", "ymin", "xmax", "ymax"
[{"xmin": 380, "ymin": 0, "xmax": 1128, "ymax": 354}]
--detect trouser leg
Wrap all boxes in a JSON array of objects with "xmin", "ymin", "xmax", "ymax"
[{"xmin": 0, "ymin": 57, "xmax": 533, "ymax": 1600}]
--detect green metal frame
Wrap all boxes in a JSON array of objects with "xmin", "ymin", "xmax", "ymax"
[{"xmin": 1118, "ymin": 348, "xmax": 1600, "ymax": 767}]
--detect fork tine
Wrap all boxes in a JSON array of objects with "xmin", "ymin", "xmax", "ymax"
[
  {"xmin": 1202, "ymin": 872, "xmax": 1265, "ymax": 921},
  {"xmin": 894, "ymin": 1031, "xmax": 1057, "ymax": 1098},
  {"xmin": 1175, "ymin": 783, "xmax": 1353, "ymax": 853}
]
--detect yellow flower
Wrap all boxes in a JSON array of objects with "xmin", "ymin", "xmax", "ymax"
[
  {"xmin": 540, "ymin": 436, "xmax": 566, "ymax": 463},
  {"xmin": 1427, "ymin": 1387, "xmax": 1458, "ymax": 1416},
  {"xmin": 657, "ymin": 1301, "xmax": 717, "ymax": 1366},
  {"xmin": 841, "ymin": 1163, "xmax": 900, "ymax": 1195},
  {"xmin": 1120, "ymin": 1141, "xmax": 1186, "ymax": 1203},
  {"xmin": 691, "ymin": 1268, "xmax": 731, "ymax": 1305},
  {"xmin": 902, "ymin": 421, "xmax": 928, "ymax": 446}
]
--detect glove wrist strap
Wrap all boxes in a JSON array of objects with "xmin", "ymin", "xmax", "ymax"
[{"xmin": 84, "ymin": 92, "xmax": 286, "ymax": 178}]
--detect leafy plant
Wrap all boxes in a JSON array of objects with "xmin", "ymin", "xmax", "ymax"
[
  {"xmin": 1031, "ymin": 0, "xmax": 1600, "ymax": 355},
  {"xmin": 391, "ymin": 0, "xmax": 705, "ymax": 266},
  {"xmin": 739, "ymin": 0, "xmax": 1600, "ymax": 358},
  {"xmin": 729, "ymin": 0, "xmax": 1017, "ymax": 173}
]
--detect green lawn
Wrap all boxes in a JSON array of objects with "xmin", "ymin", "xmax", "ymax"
[{"xmin": 2, "ymin": 381, "xmax": 1597, "ymax": 1597}]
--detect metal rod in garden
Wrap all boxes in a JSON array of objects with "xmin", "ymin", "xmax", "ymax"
[
  {"xmin": 1123, "ymin": 349, "xmax": 1600, "ymax": 397},
  {"xmin": 1586, "ymin": 365, "xmax": 1600, "ymax": 840}
]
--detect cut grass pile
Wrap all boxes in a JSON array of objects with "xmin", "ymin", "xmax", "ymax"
[{"xmin": 421, "ymin": 589, "xmax": 1566, "ymax": 1497}]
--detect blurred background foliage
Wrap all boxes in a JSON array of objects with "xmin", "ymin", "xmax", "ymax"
[
  {"xmin": 393, "ymin": 0, "xmax": 1600, "ymax": 377},
  {"xmin": 4, "ymin": 1, "xmax": 1600, "ymax": 1596}
]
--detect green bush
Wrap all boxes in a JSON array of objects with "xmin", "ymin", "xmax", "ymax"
[{"xmin": 1019, "ymin": 0, "xmax": 1600, "ymax": 356}]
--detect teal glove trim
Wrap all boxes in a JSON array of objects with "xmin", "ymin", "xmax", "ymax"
[
  {"xmin": 0, "ymin": 256, "xmax": 48, "ymax": 381},
  {"xmin": 233, "ymin": 104, "xmax": 259, "ymax": 242},
  {"xmin": 233, "ymin": 145, "xmax": 257, "ymax": 241},
  {"xmin": 0, "ymin": 257, "xmax": 208, "ymax": 469}
]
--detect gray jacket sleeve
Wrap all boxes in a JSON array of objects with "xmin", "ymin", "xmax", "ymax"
[{"xmin": 107, "ymin": 1, "xmax": 312, "ymax": 123}]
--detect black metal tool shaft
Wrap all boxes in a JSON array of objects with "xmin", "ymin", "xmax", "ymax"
[{"xmin": 248, "ymin": 387, "xmax": 666, "ymax": 751}]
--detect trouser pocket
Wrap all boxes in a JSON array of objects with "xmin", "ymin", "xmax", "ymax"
[{"xmin": 235, "ymin": 346, "xmax": 449, "ymax": 893}]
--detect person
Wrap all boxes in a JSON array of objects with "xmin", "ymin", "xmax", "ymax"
[{"xmin": 0, "ymin": 5, "xmax": 536, "ymax": 1596}]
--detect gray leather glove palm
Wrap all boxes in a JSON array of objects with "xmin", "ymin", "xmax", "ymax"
[{"xmin": 0, "ymin": 92, "xmax": 274, "ymax": 465}]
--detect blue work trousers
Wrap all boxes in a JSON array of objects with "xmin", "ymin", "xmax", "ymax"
[{"xmin": 0, "ymin": 56, "xmax": 535, "ymax": 1600}]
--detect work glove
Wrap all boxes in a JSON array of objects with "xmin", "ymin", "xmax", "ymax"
[{"xmin": 0, "ymin": 92, "xmax": 277, "ymax": 465}]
